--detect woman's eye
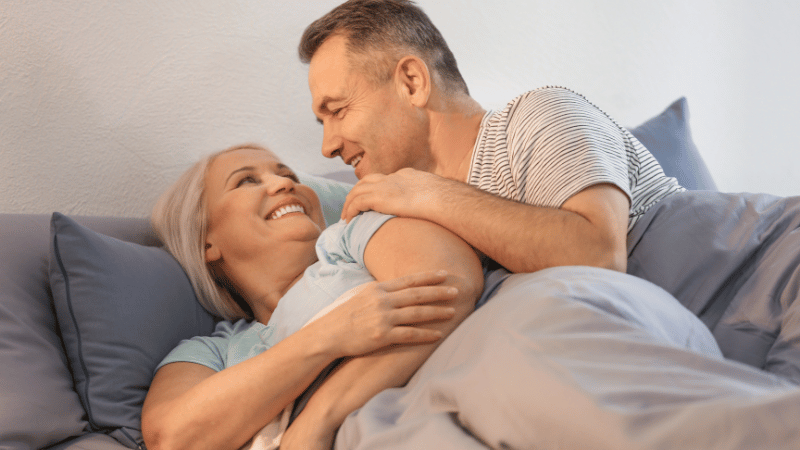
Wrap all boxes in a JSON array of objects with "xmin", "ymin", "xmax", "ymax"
[
  {"xmin": 284, "ymin": 172, "xmax": 300, "ymax": 183},
  {"xmin": 236, "ymin": 176, "xmax": 258, "ymax": 188},
  {"xmin": 331, "ymin": 108, "xmax": 343, "ymax": 118}
]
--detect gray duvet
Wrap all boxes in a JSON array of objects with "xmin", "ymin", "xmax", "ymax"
[
  {"xmin": 335, "ymin": 267, "xmax": 800, "ymax": 449},
  {"xmin": 330, "ymin": 189, "xmax": 800, "ymax": 449}
]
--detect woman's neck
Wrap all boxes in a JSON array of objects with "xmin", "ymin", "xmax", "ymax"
[{"xmin": 250, "ymin": 266, "xmax": 307, "ymax": 324}]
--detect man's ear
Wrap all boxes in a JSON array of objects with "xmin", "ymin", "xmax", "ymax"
[
  {"xmin": 205, "ymin": 240, "xmax": 222, "ymax": 263},
  {"xmin": 395, "ymin": 55, "xmax": 430, "ymax": 107}
]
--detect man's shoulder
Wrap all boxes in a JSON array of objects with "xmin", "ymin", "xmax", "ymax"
[
  {"xmin": 494, "ymin": 86, "xmax": 601, "ymax": 132},
  {"xmin": 485, "ymin": 86, "xmax": 586, "ymax": 126},
  {"xmin": 504, "ymin": 86, "xmax": 588, "ymax": 111}
]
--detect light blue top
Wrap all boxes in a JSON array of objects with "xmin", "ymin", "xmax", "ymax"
[{"xmin": 156, "ymin": 211, "xmax": 393, "ymax": 372}]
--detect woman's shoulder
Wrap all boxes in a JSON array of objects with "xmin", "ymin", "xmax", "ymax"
[
  {"xmin": 212, "ymin": 317, "xmax": 261, "ymax": 337},
  {"xmin": 317, "ymin": 212, "xmax": 396, "ymax": 263},
  {"xmin": 156, "ymin": 318, "xmax": 267, "ymax": 372}
]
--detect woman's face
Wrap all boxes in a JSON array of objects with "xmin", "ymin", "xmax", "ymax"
[{"xmin": 203, "ymin": 148, "xmax": 326, "ymax": 312}]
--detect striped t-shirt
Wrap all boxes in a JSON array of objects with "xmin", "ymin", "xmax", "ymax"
[{"xmin": 468, "ymin": 86, "xmax": 685, "ymax": 231}]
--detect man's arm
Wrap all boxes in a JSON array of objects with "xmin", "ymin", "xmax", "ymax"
[
  {"xmin": 341, "ymin": 168, "xmax": 631, "ymax": 273},
  {"xmin": 280, "ymin": 217, "xmax": 483, "ymax": 450}
]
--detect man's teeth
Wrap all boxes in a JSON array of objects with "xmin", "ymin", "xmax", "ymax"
[
  {"xmin": 350, "ymin": 155, "xmax": 362, "ymax": 167},
  {"xmin": 270, "ymin": 204, "xmax": 305, "ymax": 220}
]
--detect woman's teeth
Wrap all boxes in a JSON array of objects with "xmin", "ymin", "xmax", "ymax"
[
  {"xmin": 270, "ymin": 204, "xmax": 305, "ymax": 220},
  {"xmin": 350, "ymin": 155, "xmax": 362, "ymax": 167}
]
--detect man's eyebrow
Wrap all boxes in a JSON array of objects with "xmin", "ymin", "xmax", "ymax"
[{"xmin": 315, "ymin": 95, "xmax": 345, "ymax": 124}]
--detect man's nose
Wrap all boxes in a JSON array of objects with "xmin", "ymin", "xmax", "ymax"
[{"xmin": 321, "ymin": 125, "xmax": 343, "ymax": 160}]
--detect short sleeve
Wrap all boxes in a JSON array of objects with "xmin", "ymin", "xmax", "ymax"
[
  {"xmin": 506, "ymin": 87, "xmax": 631, "ymax": 208},
  {"xmin": 265, "ymin": 212, "xmax": 394, "ymax": 345},
  {"xmin": 318, "ymin": 211, "xmax": 395, "ymax": 267},
  {"xmin": 156, "ymin": 319, "xmax": 245, "ymax": 372}
]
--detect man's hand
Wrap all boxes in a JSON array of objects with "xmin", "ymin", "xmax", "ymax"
[{"xmin": 341, "ymin": 168, "xmax": 452, "ymax": 222}]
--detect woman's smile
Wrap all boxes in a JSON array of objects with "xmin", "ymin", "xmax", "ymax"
[{"xmin": 266, "ymin": 199, "xmax": 308, "ymax": 220}]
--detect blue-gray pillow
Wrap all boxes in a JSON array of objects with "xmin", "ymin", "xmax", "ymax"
[
  {"xmin": 48, "ymin": 212, "xmax": 216, "ymax": 448},
  {"xmin": 629, "ymin": 97, "xmax": 717, "ymax": 191}
]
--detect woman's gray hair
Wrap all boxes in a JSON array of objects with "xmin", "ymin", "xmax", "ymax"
[{"xmin": 151, "ymin": 144, "xmax": 267, "ymax": 321}]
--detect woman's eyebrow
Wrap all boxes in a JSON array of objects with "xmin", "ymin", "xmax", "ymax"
[
  {"xmin": 225, "ymin": 162, "xmax": 292, "ymax": 185},
  {"xmin": 225, "ymin": 166, "xmax": 255, "ymax": 186}
]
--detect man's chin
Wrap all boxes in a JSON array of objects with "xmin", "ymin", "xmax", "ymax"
[{"xmin": 354, "ymin": 163, "xmax": 367, "ymax": 179}]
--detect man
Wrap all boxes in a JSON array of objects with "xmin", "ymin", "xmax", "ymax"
[
  {"xmin": 300, "ymin": 0, "xmax": 800, "ymax": 383},
  {"xmin": 301, "ymin": 0, "xmax": 681, "ymax": 276}
]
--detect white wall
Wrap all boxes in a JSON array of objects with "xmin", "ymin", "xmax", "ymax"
[{"xmin": 1, "ymin": 1, "xmax": 798, "ymax": 217}]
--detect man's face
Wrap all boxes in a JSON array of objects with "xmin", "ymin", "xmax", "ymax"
[{"xmin": 308, "ymin": 34, "xmax": 430, "ymax": 179}]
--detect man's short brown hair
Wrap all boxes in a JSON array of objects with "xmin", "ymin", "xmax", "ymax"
[{"xmin": 299, "ymin": 0, "xmax": 469, "ymax": 95}]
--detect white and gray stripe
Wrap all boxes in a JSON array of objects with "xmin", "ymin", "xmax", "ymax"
[{"xmin": 468, "ymin": 86, "xmax": 684, "ymax": 231}]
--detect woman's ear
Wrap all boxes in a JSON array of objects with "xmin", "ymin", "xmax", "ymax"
[
  {"xmin": 395, "ymin": 55, "xmax": 430, "ymax": 107},
  {"xmin": 205, "ymin": 240, "xmax": 222, "ymax": 263}
]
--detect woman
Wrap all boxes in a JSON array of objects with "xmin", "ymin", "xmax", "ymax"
[{"xmin": 141, "ymin": 144, "xmax": 483, "ymax": 450}]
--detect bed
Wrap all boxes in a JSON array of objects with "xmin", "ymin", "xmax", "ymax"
[{"xmin": 2, "ymin": 97, "xmax": 800, "ymax": 449}]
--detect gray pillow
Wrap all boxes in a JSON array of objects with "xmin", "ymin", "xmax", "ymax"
[
  {"xmin": 49, "ymin": 212, "xmax": 217, "ymax": 448},
  {"xmin": 629, "ymin": 97, "xmax": 717, "ymax": 191},
  {"xmin": 0, "ymin": 214, "xmax": 87, "ymax": 450}
]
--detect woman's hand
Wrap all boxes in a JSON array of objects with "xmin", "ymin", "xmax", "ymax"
[
  {"xmin": 279, "ymin": 413, "xmax": 334, "ymax": 450},
  {"xmin": 309, "ymin": 270, "xmax": 459, "ymax": 359}
]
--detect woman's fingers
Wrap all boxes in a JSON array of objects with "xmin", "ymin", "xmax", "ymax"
[
  {"xmin": 390, "ymin": 304, "xmax": 457, "ymax": 325},
  {"xmin": 377, "ymin": 270, "xmax": 449, "ymax": 292},
  {"xmin": 376, "ymin": 271, "xmax": 460, "ymax": 308},
  {"xmin": 322, "ymin": 271, "xmax": 464, "ymax": 356},
  {"xmin": 385, "ymin": 326, "xmax": 444, "ymax": 345},
  {"xmin": 387, "ymin": 285, "xmax": 459, "ymax": 309}
]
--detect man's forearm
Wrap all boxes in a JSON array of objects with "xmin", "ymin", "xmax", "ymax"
[
  {"xmin": 417, "ymin": 181, "xmax": 629, "ymax": 273},
  {"xmin": 342, "ymin": 171, "xmax": 629, "ymax": 274}
]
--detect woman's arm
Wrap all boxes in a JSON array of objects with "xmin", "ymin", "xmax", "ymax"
[
  {"xmin": 142, "ymin": 271, "xmax": 459, "ymax": 450},
  {"xmin": 281, "ymin": 217, "xmax": 484, "ymax": 449}
]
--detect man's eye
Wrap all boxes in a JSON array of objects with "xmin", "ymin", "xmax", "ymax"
[
  {"xmin": 236, "ymin": 176, "xmax": 258, "ymax": 188},
  {"xmin": 331, "ymin": 108, "xmax": 343, "ymax": 118}
]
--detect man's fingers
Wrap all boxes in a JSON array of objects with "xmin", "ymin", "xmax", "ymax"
[
  {"xmin": 341, "ymin": 175, "xmax": 388, "ymax": 221},
  {"xmin": 341, "ymin": 189, "xmax": 373, "ymax": 221},
  {"xmin": 341, "ymin": 182, "xmax": 369, "ymax": 220}
]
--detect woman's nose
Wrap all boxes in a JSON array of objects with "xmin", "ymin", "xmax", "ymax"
[{"xmin": 266, "ymin": 174, "xmax": 295, "ymax": 195}]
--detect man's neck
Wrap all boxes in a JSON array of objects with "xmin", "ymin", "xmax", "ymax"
[{"xmin": 427, "ymin": 97, "xmax": 486, "ymax": 183}]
